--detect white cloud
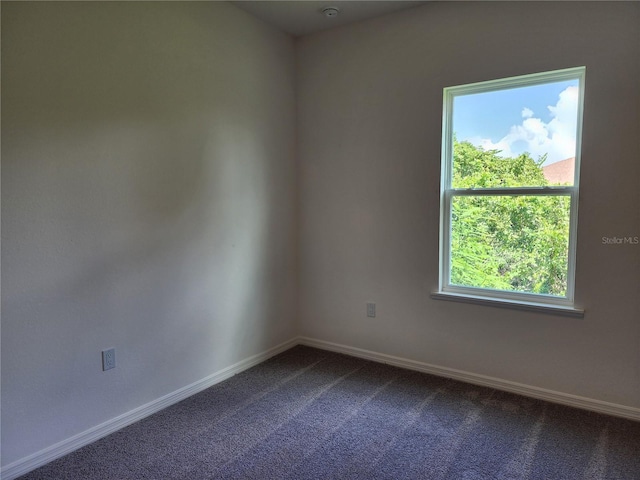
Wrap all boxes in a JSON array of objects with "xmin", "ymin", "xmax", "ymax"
[{"xmin": 470, "ymin": 86, "xmax": 578, "ymax": 165}]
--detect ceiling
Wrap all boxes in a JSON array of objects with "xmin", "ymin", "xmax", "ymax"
[{"xmin": 231, "ymin": 1, "xmax": 429, "ymax": 37}]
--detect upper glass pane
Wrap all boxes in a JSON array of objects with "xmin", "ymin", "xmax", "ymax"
[{"xmin": 452, "ymin": 79, "xmax": 580, "ymax": 188}]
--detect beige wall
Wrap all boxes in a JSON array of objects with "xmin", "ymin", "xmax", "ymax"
[
  {"xmin": 297, "ymin": 2, "xmax": 639, "ymax": 407},
  {"xmin": 2, "ymin": 1, "xmax": 297, "ymax": 466}
]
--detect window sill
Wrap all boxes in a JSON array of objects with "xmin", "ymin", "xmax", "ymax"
[{"xmin": 431, "ymin": 291, "xmax": 584, "ymax": 318}]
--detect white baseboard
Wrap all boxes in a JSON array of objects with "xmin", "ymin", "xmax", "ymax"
[
  {"xmin": 298, "ymin": 336, "xmax": 640, "ymax": 422},
  {"xmin": 1, "ymin": 337, "xmax": 299, "ymax": 480}
]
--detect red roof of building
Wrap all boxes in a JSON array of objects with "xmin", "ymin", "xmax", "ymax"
[{"xmin": 543, "ymin": 157, "xmax": 575, "ymax": 184}]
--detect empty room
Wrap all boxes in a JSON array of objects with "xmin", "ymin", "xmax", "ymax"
[{"xmin": 2, "ymin": 1, "xmax": 639, "ymax": 479}]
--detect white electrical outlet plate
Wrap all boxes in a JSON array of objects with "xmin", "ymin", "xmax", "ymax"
[
  {"xmin": 102, "ymin": 348, "xmax": 116, "ymax": 371},
  {"xmin": 367, "ymin": 302, "xmax": 376, "ymax": 318}
]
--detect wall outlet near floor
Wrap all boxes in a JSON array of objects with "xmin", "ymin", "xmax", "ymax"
[
  {"xmin": 366, "ymin": 302, "xmax": 376, "ymax": 318},
  {"xmin": 102, "ymin": 348, "xmax": 116, "ymax": 371}
]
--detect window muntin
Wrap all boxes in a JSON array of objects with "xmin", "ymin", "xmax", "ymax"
[{"xmin": 439, "ymin": 68, "xmax": 585, "ymax": 307}]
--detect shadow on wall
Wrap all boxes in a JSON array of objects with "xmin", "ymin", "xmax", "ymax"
[{"xmin": 3, "ymin": 112, "xmax": 278, "ymax": 390}]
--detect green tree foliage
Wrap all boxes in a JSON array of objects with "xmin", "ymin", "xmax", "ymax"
[{"xmin": 450, "ymin": 140, "xmax": 570, "ymax": 296}]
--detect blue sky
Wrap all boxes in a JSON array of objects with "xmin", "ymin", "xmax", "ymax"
[{"xmin": 453, "ymin": 79, "xmax": 580, "ymax": 165}]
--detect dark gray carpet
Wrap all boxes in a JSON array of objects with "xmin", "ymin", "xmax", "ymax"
[{"xmin": 19, "ymin": 346, "xmax": 640, "ymax": 479}]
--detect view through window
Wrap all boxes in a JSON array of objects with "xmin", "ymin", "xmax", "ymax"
[{"xmin": 439, "ymin": 68, "xmax": 585, "ymax": 306}]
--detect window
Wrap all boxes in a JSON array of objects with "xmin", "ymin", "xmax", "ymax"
[{"xmin": 435, "ymin": 67, "xmax": 585, "ymax": 315}]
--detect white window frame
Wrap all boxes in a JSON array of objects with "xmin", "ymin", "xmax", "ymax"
[{"xmin": 434, "ymin": 67, "xmax": 586, "ymax": 316}]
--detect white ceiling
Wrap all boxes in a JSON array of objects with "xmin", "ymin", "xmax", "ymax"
[{"xmin": 231, "ymin": 1, "xmax": 429, "ymax": 37}]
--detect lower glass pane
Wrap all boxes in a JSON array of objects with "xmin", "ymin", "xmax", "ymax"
[{"xmin": 450, "ymin": 195, "xmax": 571, "ymax": 296}]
